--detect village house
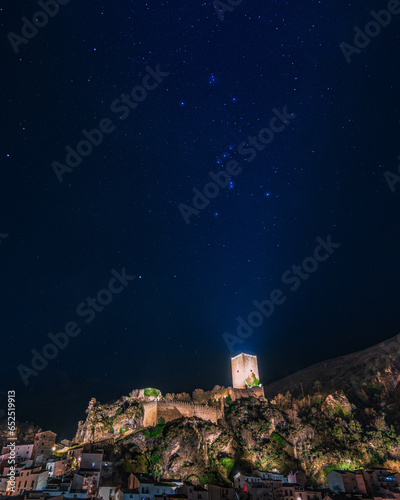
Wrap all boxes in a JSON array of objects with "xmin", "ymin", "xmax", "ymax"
[
  {"xmin": 99, "ymin": 483, "xmax": 125, "ymax": 500},
  {"xmin": 327, "ymin": 470, "xmax": 368, "ymax": 495},
  {"xmin": 45, "ymin": 457, "xmax": 69, "ymax": 477},
  {"xmin": 135, "ymin": 475, "xmax": 181, "ymax": 500},
  {"xmin": 206, "ymin": 484, "xmax": 236, "ymax": 500},
  {"xmin": 287, "ymin": 471, "xmax": 307, "ymax": 489},
  {"xmin": 233, "ymin": 472, "xmax": 263, "ymax": 490},
  {"xmin": 253, "ymin": 469, "xmax": 289, "ymax": 484},
  {"xmin": 67, "ymin": 447, "xmax": 83, "ymax": 462},
  {"xmin": 43, "ymin": 474, "xmax": 73, "ymax": 495},
  {"xmin": 0, "ymin": 445, "xmax": 34, "ymax": 465},
  {"xmin": 74, "ymin": 448, "xmax": 103, "ymax": 494},
  {"xmin": 0, "ymin": 477, "xmax": 9, "ymax": 496},
  {"xmin": 32, "ymin": 431, "xmax": 57, "ymax": 466},
  {"xmin": 362, "ymin": 469, "xmax": 399, "ymax": 496},
  {"xmin": 14, "ymin": 467, "xmax": 48, "ymax": 495},
  {"xmin": 242, "ymin": 480, "xmax": 279, "ymax": 500},
  {"xmin": 177, "ymin": 483, "xmax": 208, "ymax": 500}
]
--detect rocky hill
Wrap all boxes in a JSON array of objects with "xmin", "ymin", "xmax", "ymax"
[
  {"xmin": 6, "ymin": 334, "xmax": 400, "ymax": 486},
  {"xmin": 263, "ymin": 332, "xmax": 400, "ymax": 402},
  {"xmin": 92, "ymin": 387, "xmax": 400, "ymax": 486},
  {"xmin": 69, "ymin": 335, "xmax": 400, "ymax": 486}
]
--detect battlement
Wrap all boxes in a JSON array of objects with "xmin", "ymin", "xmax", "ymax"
[
  {"xmin": 227, "ymin": 386, "xmax": 265, "ymax": 401},
  {"xmin": 143, "ymin": 400, "xmax": 224, "ymax": 427}
]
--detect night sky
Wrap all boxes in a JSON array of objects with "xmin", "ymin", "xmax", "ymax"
[{"xmin": 1, "ymin": 0, "xmax": 400, "ymax": 439}]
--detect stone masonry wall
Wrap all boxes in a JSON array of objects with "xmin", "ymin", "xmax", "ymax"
[{"xmin": 143, "ymin": 401, "xmax": 224, "ymax": 427}]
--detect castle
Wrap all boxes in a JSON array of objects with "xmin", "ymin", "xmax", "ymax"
[
  {"xmin": 231, "ymin": 352, "xmax": 260, "ymax": 389},
  {"xmin": 143, "ymin": 353, "xmax": 264, "ymax": 427}
]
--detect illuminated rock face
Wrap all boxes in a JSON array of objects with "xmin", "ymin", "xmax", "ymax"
[{"xmin": 231, "ymin": 353, "xmax": 260, "ymax": 389}]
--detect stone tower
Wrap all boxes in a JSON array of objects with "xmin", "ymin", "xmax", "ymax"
[{"xmin": 231, "ymin": 353, "xmax": 260, "ymax": 389}]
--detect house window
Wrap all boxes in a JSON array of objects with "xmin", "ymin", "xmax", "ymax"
[{"xmin": 31, "ymin": 481, "xmax": 34, "ymax": 488}]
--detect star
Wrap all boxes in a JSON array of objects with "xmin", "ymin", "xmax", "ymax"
[{"xmin": 208, "ymin": 74, "xmax": 218, "ymax": 85}]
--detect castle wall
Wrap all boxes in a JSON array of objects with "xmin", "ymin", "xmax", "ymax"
[
  {"xmin": 143, "ymin": 401, "xmax": 224, "ymax": 427},
  {"xmin": 228, "ymin": 386, "xmax": 265, "ymax": 401},
  {"xmin": 143, "ymin": 401, "xmax": 158, "ymax": 427},
  {"xmin": 231, "ymin": 353, "xmax": 260, "ymax": 389}
]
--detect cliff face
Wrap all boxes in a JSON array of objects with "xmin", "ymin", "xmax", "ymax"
[
  {"xmin": 74, "ymin": 396, "xmax": 144, "ymax": 444},
  {"xmin": 99, "ymin": 388, "xmax": 400, "ymax": 486}
]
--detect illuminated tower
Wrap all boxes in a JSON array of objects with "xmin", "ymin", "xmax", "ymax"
[{"xmin": 231, "ymin": 353, "xmax": 260, "ymax": 389}]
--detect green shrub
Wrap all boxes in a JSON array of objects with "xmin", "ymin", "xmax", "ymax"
[
  {"xmin": 220, "ymin": 457, "xmax": 234, "ymax": 476},
  {"xmin": 332, "ymin": 426, "xmax": 343, "ymax": 440},
  {"xmin": 144, "ymin": 388, "xmax": 160, "ymax": 398},
  {"xmin": 246, "ymin": 373, "xmax": 260, "ymax": 387},
  {"xmin": 150, "ymin": 453, "xmax": 161, "ymax": 464},
  {"xmin": 199, "ymin": 473, "xmax": 217, "ymax": 485},
  {"xmin": 151, "ymin": 425, "xmax": 164, "ymax": 438},
  {"xmin": 271, "ymin": 432, "xmax": 287, "ymax": 448},
  {"xmin": 367, "ymin": 384, "xmax": 383, "ymax": 398},
  {"xmin": 335, "ymin": 404, "xmax": 349, "ymax": 418}
]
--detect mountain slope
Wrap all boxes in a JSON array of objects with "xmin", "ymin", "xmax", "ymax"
[{"xmin": 263, "ymin": 333, "xmax": 400, "ymax": 401}]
